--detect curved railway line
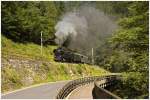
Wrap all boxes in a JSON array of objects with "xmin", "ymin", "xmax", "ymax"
[{"xmin": 56, "ymin": 73, "xmax": 122, "ymax": 99}]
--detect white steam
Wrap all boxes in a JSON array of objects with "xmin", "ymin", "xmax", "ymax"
[
  {"xmin": 54, "ymin": 6, "xmax": 117, "ymax": 55},
  {"xmin": 55, "ymin": 12, "xmax": 88, "ymax": 46}
]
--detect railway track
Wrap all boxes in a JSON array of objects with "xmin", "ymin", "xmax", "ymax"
[{"xmin": 56, "ymin": 73, "xmax": 122, "ymax": 99}]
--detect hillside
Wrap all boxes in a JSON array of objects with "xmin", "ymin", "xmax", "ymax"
[
  {"xmin": 2, "ymin": 36, "xmax": 110, "ymax": 93},
  {"xmin": 1, "ymin": 1, "xmax": 148, "ymax": 99}
]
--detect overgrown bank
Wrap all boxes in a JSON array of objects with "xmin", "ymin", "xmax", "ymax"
[
  {"xmin": 1, "ymin": 1, "xmax": 148, "ymax": 98},
  {"xmin": 2, "ymin": 36, "xmax": 109, "ymax": 93}
]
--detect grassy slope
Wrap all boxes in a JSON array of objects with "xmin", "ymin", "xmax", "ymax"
[
  {"xmin": 2, "ymin": 36, "xmax": 56, "ymax": 61},
  {"xmin": 2, "ymin": 36, "xmax": 110, "ymax": 93}
]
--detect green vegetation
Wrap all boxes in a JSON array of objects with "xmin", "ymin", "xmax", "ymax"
[
  {"xmin": 1, "ymin": 1, "xmax": 148, "ymax": 98},
  {"xmin": 87, "ymin": 1, "xmax": 148, "ymax": 98},
  {"xmin": 108, "ymin": 72, "xmax": 148, "ymax": 99},
  {"xmin": 2, "ymin": 36, "xmax": 109, "ymax": 93},
  {"xmin": 2, "ymin": 35, "xmax": 56, "ymax": 61},
  {"xmin": 2, "ymin": 61, "xmax": 109, "ymax": 93},
  {"xmin": 1, "ymin": 1, "xmax": 60, "ymax": 43},
  {"xmin": 109, "ymin": 2, "xmax": 148, "ymax": 98}
]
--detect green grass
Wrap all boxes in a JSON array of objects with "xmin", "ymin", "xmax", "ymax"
[
  {"xmin": 2, "ymin": 36, "xmax": 110, "ymax": 93},
  {"xmin": 2, "ymin": 36, "xmax": 56, "ymax": 61}
]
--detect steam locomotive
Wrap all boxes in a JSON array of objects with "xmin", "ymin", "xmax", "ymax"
[
  {"xmin": 44, "ymin": 36, "xmax": 90, "ymax": 63},
  {"xmin": 53, "ymin": 47, "xmax": 90, "ymax": 63}
]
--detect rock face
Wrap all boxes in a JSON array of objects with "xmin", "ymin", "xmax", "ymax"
[
  {"xmin": 2, "ymin": 57, "xmax": 44, "ymax": 68},
  {"xmin": 2, "ymin": 56, "xmax": 52, "ymax": 92},
  {"xmin": 2, "ymin": 55, "xmax": 108, "ymax": 93}
]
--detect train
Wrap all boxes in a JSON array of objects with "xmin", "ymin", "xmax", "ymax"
[
  {"xmin": 53, "ymin": 47, "xmax": 90, "ymax": 64},
  {"xmin": 44, "ymin": 36, "xmax": 91, "ymax": 64}
]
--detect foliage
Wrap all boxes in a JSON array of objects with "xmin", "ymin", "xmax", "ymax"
[
  {"xmin": 109, "ymin": 72, "xmax": 148, "ymax": 98},
  {"xmin": 96, "ymin": 1, "xmax": 131, "ymax": 17},
  {"xmin": 122, "ymin": 72, "xmax": 148, "ymax": 98},
  {"xmin": 2, "ymin": 66, "xmax": 23, "ymax": 92},
  {"xmin": 2, "ymin": 35, "xmax": 57, "ymax": 61},
  {"xmin": 2, "ymin": 35, "xmax": 110, "ymax": 93},
  {"xmin": 1, "ymin": 1, "xmax": 133, "ymax": 44},
  {"xmin": 2, "ymin": 59, "xmax": 109, "ymax": 93},
  {"xmin": 107, "ymin": 2, "xmax": 148, "ymax": 98},
  {"xmin": 1, "ymin": 1, "xmax": 149, "ymax": 98},
  {"xmin": 1, "ymin": 1, "xmax": 132, "ymax": 44},
  {"xmin": 111, "ymin": 2, "xmax": 148, "ymax": 72},
  {"xmin": 94, "ymin": 1, "xmax": 148, "ymax": 98},
  {"xmin": 2, "ymin": 1, "xmax": 60, "ymax": 43}
]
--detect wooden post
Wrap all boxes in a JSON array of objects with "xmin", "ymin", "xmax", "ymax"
[
  {"xmin": 92, "ymin": 48, "xmax": 94, "ymax": 65},
  {"xmin": 41, "ymin": 31, "xmax": 43, "ymax": 55}
]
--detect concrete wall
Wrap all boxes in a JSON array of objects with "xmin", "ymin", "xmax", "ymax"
[{"xmin": 92, "ymin": 81, "xmax": 121, "ymax": 99}]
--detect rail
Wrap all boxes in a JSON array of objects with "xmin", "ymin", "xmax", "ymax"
[{"xmin": 56, "ymin": 74, "xmax": 121, "ymax": 99}]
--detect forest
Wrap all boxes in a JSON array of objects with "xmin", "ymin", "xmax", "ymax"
[{"xmin": 1, "ymin": 1, "xmax": 149, "ymax": 98}]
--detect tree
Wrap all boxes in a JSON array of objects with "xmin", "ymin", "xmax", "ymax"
[
  {"xmin": 110, "ymin": 1, "xmax": 148, "ymax": 98},
  {"xmin": 1, "ymin": 1, "xmax": 60, "ymax": 44}
]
